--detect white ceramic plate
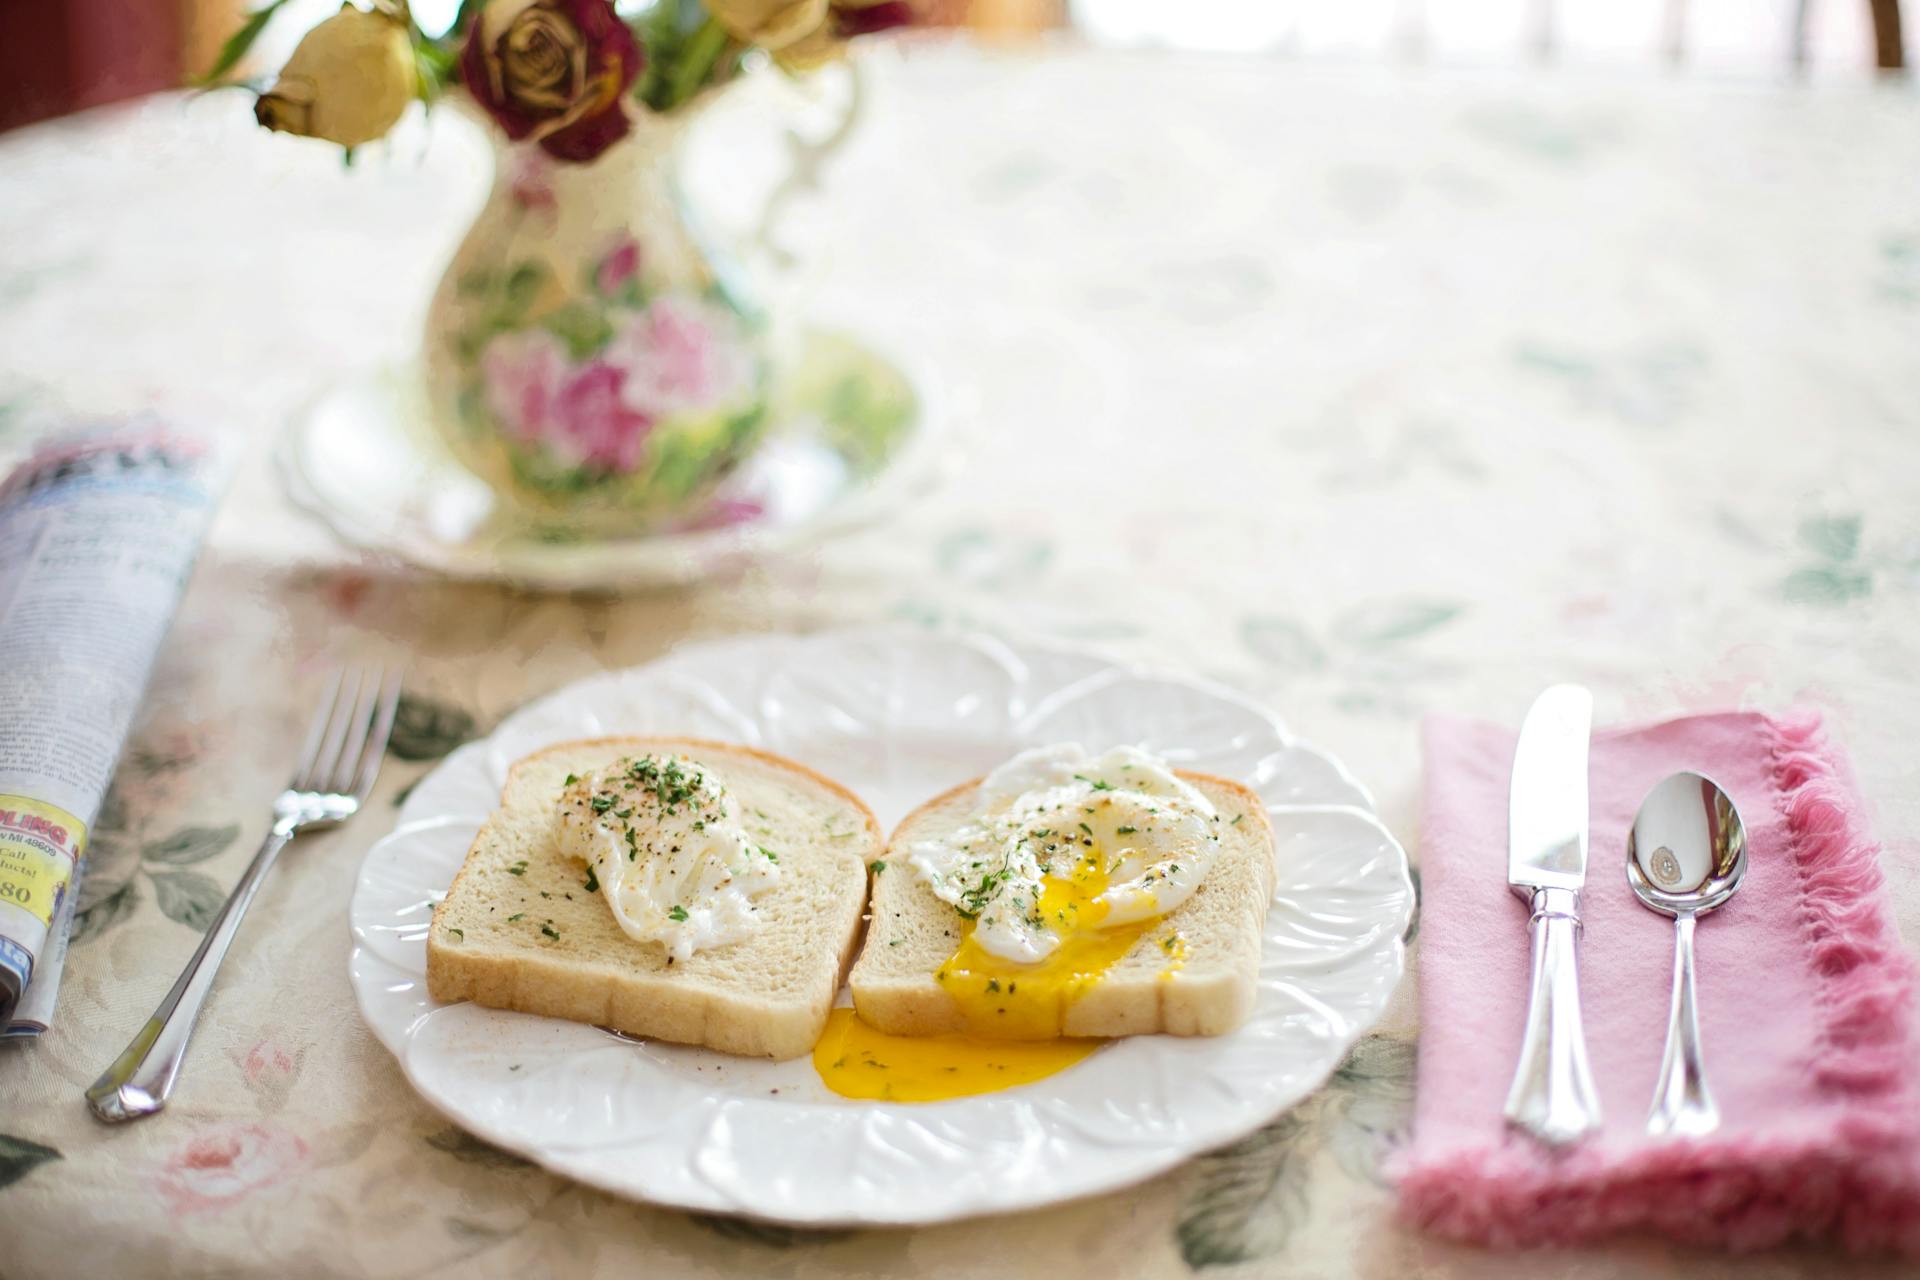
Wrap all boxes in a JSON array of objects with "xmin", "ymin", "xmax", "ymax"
[
  {"xmin": 278, "ymin": 331, "xmax": 945, "ymax": 590},
  {"xmin": 349, "ymin": 630, "xmax": 1414, "ymax": 1225}
]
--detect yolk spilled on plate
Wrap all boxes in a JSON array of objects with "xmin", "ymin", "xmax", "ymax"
[
  {"xmin": 812, "ymin": 1008, "xmax": 1102, "ymax": 1102},
  {"xmin": 814, "ymin": 844, "xmax": 1184, "ymax": 1103}
]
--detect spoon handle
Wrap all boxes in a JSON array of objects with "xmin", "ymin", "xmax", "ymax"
[{"xmin": 1647, "ymin": 912, "xmax": 1719, "ymax": 1137}]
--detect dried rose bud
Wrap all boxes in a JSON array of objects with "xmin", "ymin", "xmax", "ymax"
[
  {"xmin": 461, "ymin": 0, "xmax": 643, "ymax": 163},
  {"xmin": 254, "ymin": 4, "xmax": 417, "ymax": 150}
]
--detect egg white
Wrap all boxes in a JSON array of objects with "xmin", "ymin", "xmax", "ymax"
[{"xmin": 907, "ymin": 744, "xmax": 1220, "ymax": 963}]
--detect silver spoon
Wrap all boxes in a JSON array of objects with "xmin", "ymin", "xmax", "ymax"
[{"xmin": 1625, "ymin": 771, "xmax": 1748, "ymax": 1138}]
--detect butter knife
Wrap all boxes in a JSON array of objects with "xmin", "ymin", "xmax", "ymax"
[{"xmin": 1502, "ymin": 684, "xmax": 1603, "ymax": 1146}]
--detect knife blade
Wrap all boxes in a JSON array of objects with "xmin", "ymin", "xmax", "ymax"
[{"xmin": 1501, "ymin": 684, "xmax": 1603, "ymax": 1146}]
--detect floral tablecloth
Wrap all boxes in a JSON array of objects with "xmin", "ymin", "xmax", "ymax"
[{"xmin": 2, "ymin": 45, "xmax": 1917, "ymax": 1279}]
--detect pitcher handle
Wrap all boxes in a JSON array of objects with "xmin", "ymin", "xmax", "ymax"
[{"xmin": 750, "ymin": 60, "xmax": 868, "ymax": 270}]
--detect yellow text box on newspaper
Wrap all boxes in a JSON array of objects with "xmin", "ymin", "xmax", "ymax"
[{"xmin": 0, "ymin": 796, "xmax": 87, "ymax": 926}]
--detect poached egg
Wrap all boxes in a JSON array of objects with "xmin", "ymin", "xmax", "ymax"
[
  {"xmin": 557, "ymin": 754, "xmax": 778, "ymax": 962},
  {"xmin": 910, "ymin": 744, "xmax": 1219, "ymax": 1039}
]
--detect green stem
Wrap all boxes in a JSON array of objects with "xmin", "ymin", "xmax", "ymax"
[{"xmin": 664, "ymin": 17, "xmax": 731, "ymax": 112}]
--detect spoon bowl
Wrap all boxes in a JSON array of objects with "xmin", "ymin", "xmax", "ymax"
[
  {"xmin": 1626, "ymin": 770, "xmax": 1748, "ymax": 918},
  {"xmin": 1626, "ymin": 771, "xmax": 1748, "ymax": 1138}
]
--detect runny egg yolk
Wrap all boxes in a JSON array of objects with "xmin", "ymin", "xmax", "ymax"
[
  {"xmin": 811, "ymin": 1009, "xmax": 1101, "ymax": 1102},
  {"xmin": 936, "ymin": 843, "xmax": 1157, "ymax": 1039},
  {"xmin": 814, "ymin": 842, "xmax": 1181, "ymax": 1103}
]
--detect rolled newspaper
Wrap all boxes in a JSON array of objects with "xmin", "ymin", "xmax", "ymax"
[{"xmin": 0, "ymin": 420, "xmax": 227, "ymax": 1036}]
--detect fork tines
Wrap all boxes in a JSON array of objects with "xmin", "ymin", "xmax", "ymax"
[{"xmin": 295, "ymin": 663, "xmax": 403, "ymax": 800}]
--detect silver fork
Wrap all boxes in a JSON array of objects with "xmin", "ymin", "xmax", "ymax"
[{"xmin": 86, "ymin": 664, "xmax": 402, "ymax": 1123}]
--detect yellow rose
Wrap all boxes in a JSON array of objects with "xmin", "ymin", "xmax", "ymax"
[
  {"xmin": 255, "ymin": 4, "xmax": 418, "ymax": 150},
  {"xmin": 703, "ymin": 0, "xmax": 830, "ymax": 53}
]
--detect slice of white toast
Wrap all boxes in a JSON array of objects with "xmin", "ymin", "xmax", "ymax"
[
  {"xmin": 425, "ymin": 736, "xmax": 879, "ymax": 1060},
  {"xmin": 849, "ymin": 772, "xmax": 1276, "ymax": 1039}
]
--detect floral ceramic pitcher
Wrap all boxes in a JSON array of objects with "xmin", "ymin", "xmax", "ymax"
[
  {"xmin": 422, "ymin": 109, "xmax": 771, "ymax": 536},
  {"xmin": 229, "ymin": 0, "xmax": 913, "ymax": 539}
]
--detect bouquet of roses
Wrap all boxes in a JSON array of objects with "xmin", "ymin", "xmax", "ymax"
[{"xmin": 215, "ymin": 0, "xmax": 915, "ymax": 161}]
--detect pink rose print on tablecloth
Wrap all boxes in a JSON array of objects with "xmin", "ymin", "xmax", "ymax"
[
  {"xmin": 157, "ymin": 1124, "xmax": 307, "ymax": 1214},
  {"xmin": 242, "ymin": 1042, "xmax": 295, "ymax": 1081},
  {"xmin": 551, "ymin": 361, "xmax": 654, "ymax": 471},
  {"xmin": 608, "ymin": 296, "xmax": 755, "ymax": 421},
  {"xmin": 240, "ymin": 1040, "xmax": 303, "ymax": 1109},
  {"xmin": 481, "ymin": 329, "xmax": 569, "ymax": 447}
]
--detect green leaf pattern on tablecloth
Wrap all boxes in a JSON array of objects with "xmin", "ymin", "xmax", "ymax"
[
  {"xmin": 1175, "ymin": 1034, "xmax": 1416, "ymax": 1269},
  {"xmin": 387, "ymin": 693, "xmax": 481, "ymax": 762},
  {"xmin": 150, "ymin": 869, "xmax": 226, "ymax": 932},
  {"xmin": 0, "ymin": 1135, "xmax": 62, "ymax": 1191},
  {"xmin": 1176, "ymin": 1112, "xmax": 1315, "ymax": 1269},
  {"xmin": 1239, "ymin": 599, "xmax": 1466, "ymax": 716},
  {"xmin": 69, "ymin": 878, "xmax": 139, "ymax": 946},
  {"xmin": 73, "ymin": 817, "xmax": 242, "ymax": 942},
  {"xmin": 425, "ymin": 1127, "xmax": 535, "ymax": 1170},
  {"xmin": 1782, "ymin": 514, "xmax": 1874, "ymax": 606},
  {"xmin": 142, "ymin": 825, "xmax": 240, "ymax": 865},
  {"xmin": 1513, "ymin": 338, "xmax": 1707, "ymax": 428}
]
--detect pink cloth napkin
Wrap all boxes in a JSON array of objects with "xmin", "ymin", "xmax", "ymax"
[{"xmin": 1393, "ymin": 710, "xmax": 1920, "ymax": 1255}]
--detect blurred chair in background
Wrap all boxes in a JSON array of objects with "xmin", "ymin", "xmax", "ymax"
[{"xmin": 0, "ymin": 0, "xmax": 240, "ymax": 132}]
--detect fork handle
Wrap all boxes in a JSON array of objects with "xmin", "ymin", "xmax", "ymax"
[{"xmin": 86, "ymin": 820, "xmax": 296, "ymax": 1123}]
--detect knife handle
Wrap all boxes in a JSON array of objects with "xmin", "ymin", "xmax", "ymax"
[{"xmin": 1503, "ymin": 886, "xmax": 1602, "ymax": 1146}]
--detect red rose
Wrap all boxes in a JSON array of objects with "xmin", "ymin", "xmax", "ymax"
[
  {"xmin": 460, "ymin": 0, "xmax": 642, "ymax": 164},
  {"xmin": 834, "ymin": 1, "xmax": 915, "ymax": 37}
]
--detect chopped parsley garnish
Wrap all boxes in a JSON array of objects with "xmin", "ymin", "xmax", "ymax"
[
  {"xmin": 563, "ymin": 773, "xmax": 579, "ymax": 786},
  {"xmin": 1231, "ymin": 814, "xmax": 1244, "ymax": 826},
  {"xmin": 610, "ymin": 755, "xmax": 709, "ymax": 815},
  {"xmin": 759, "ymin": 846, "xmax": 779, "ymax": 864},
  {"xmin": 507, "ymin": 913, "xmax": 525, "ymax": 922},
  {"xmin": 540, "ymin": 923, "xmax": 560, "ymax": 940},
  {"xmin": 590, "ymin": 794, "xmax": 615, "ymax": 814},
  {"xmin": 955, "ymin": 868, "xmax": 1005, "ymax": 919},
  {"xmin": 583, "ymin": 865, "xmax": 599, "ymax": 893},
  {"xmin": 668, "ymin": 905, "xmax": 689, "ymax": 922},
  {"xmin": 507, "ymin": 861, "xmax": 527, "ymax": 876},
  {"xmin": 1117, "ymin": 825, "xmax": 1138, "ymax": 835},
  {"xmin": 985, "ymin": 979, "xmax": 1001, "ymax": 993},
  {"xmin": 1078, "ymin": 822, "xmax": 1093, "ymax": 837},
  {"xmin": 447, "ymin": 927, "xmax": 463, "ymax": 940},
  {"xmin": 869, "ymin": 859, "xmax": 886, "ymax": 874},
  {"xmin": 1074, "ymin": 774, "xmax": 1115, "ymax": 791}
]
